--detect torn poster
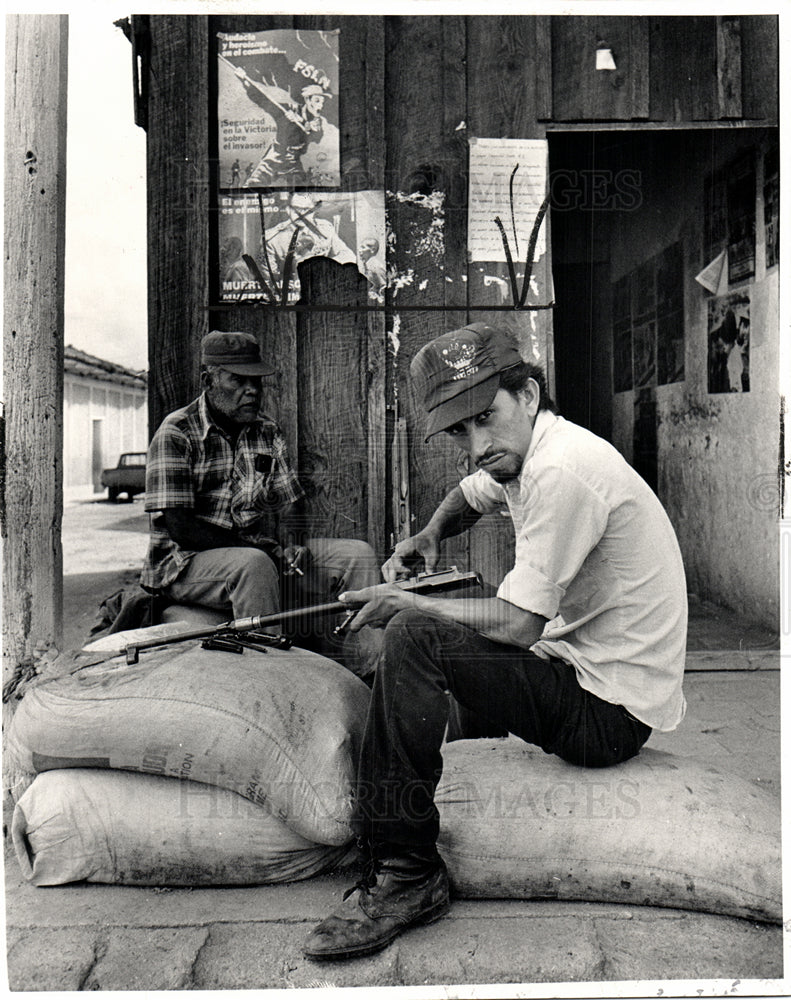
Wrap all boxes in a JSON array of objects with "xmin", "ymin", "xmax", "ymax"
[
  {"xmin": 217, "ymin": 29, "xmax": 340, "ymax": 189},
  {"xmin": 468, "ymin": 138, "xmax": 548, "ymax": 264},
  {"xmin": 218, "ymin": 190, "xmax": 385, "ymax": 305}
]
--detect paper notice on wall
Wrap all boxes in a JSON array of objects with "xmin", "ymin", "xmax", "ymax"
[
  {"xmin": 694, "ymin": 250, "xmax": 728, "ymax": 295},
  {"xmin": 468, "ymin": 138, "xmax": 548, "ymax": 263}
]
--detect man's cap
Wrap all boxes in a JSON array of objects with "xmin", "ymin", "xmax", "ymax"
[
  {"xmin": 410, "ymin": 323, "xmax": 523, "ymax": 441},
  {"xmin": 200, "ymin": 331, "xmax": 275, "ymax": 376},
  {"xmin": 301, "ymin": 84, "xmax": 330, "ymax": 98},
  {"xmin": 289, "ymin": 192, "xmax": 318, "ymax": 211}
]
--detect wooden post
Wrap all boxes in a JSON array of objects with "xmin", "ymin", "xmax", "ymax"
[
  {"xmin": 716, "ymin": 16, "xmax": 743, "ymax": 120},
  {"xmin": 3, "ymin": 15, "xmax": 68, "ymax": 690},
  {"xmin": 145, "ymin": 15, "xmax": 210, "ymax": 432}
]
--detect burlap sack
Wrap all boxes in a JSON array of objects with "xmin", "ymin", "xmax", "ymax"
[
  {"xmin": 436, "ymin": 738, "xmax": 781, "ymax": 923},
  {"xmin": 12, "ymin": 768, "xmax": 353, "ymax": 886},
  {"xmin": 7, "ymin": 642, "xmax": 370, "ymax": 845}
]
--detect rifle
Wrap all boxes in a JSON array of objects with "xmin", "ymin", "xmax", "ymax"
[{"xmin": 123, "ymin": 567, "xmax": 482, "ymax": 665}]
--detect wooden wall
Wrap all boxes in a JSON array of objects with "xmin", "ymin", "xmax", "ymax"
[{"xmin": 140, "ymin": 14, "xmax": 778, "ymax": 586}]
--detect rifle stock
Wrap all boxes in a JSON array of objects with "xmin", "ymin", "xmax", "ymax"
[{"xmin": 125, "ymin": 567, "xmax": 481, "ymax": 664}]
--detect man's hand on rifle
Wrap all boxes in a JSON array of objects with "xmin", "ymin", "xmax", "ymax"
[
  {"xmin": 338, "ymin": 584, "xmax": 418, "ymax": 631},
  {"xmin": 382, "ymin": 530, "xmax": 441, "ymax": 582}
]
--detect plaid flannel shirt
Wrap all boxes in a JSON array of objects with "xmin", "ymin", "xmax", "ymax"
[{"xmin": 141, "ymin": 392, "xmax": 304, "ymax": 591}]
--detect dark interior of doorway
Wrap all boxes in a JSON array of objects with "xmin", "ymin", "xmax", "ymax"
[
  {"xmin": 548, "ymin": 130, "xmax": 663, "ymax": 491},
  {"xmin": 548, "ymin": 131, "xmax": 638, "ymax": 434}
]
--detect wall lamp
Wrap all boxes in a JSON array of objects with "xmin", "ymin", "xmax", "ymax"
[{"xmin": 596, "ymin": 41, "xmax": 617, "ymax": 71}]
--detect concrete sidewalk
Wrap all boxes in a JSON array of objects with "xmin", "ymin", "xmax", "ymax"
[
  {"xmin": 4, "ymin": 669, "xmax": 782, "ymax": 992},
  {"xmin": 3, "ymin": 496, "xmax": 784, "ymax": 992}
]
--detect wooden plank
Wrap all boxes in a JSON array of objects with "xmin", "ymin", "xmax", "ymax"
[
  {"xmin": 740, "ymin": 16, "xmax": 778, "ymax": 121},
  {"xmin": 335, "ymin": 15, "xmax": 385, "ymax": 192},
  {"xmin": 384, "ymin": 15, "xmax": 468, "ymax": 559},
  {"xmin": 297, "ymin": 259, "xmax": 370, "ymax": 538},
  {"xmin": 629, "ymin": 17, "xmax": 650, "ymax": 119},
  {"xmin": 357, "ymin": 19, "xmax": 388, "ymax": 557},
  {"xmin": 649, "ymin": 17, "xmax": 716, "ymax": 122},
  {"xmin": 3, "ymin": 15, "xmax": 68, "ymax": 682},
  {"xmin": 146, "ymin": 15, "xmax": 210, "ymax": 431},
  {"xmin": 551, "ymin": 16, "xmax": 637, "ymax": 121},
  {"xmin": 716, "ymin": 17, "xmax": 742, "ymax": 120},
  {"xmin": 535, "ymin": 16, "xmax": 553, "ymax": 120}
]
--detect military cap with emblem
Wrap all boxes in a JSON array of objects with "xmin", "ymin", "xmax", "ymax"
[{"xmin": 410, "ymin": 323, "xmax": 524, "ymax": 441}]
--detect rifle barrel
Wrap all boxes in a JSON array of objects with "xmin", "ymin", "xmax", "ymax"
[
  {"xmin": 125, "ymin": 569, "xmax": 481, "ymax": 659},
  {"xmin": 129, "ymin": 600, "xmax": 350, "ymax": 656}
]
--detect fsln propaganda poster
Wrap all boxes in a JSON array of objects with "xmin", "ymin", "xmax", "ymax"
[
  {"xmin": 219, "ymin": 190, "xmax": 386, "ymax": 305},
  {"xmin": 217, "ymin": 29, "xmax": 340, "ymax": 189}
]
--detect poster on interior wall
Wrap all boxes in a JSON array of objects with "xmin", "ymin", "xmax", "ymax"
[
  {"xmin": 764, "ymin": 145, "xmax": 779, "ymax": 269},
  {"xmin": 657, "ymin": 310, "xmax": 685, "ymax": 385},
  {"xmin": 612, "ymin": 273, "xmax": 631, "ymax": 324},
  {"xmin": 218, "ymin": 190, "xmax": 386, "ymax": 305},
  {"xmin": 633, "ymin": 260, "xmax": 655, "ymax": 321},
  {"xmin": 707, "ymin": 290, "xmax": 750, "ymax": 394},
  {"xmin": 726, "ymin": 153, "xmax": 756, "ymax": 284},
  {"xmin": 655, "ymin": 241, "xmax": 683, "ymax": 316},
  {"xmin": 703, "ymin": 169, "xmax": 728, "ymax": 264},
  {"xmin": 216, "ymin": 29, "xmax": 340, "ymax": 189},
  {"xmin": 632, "ymin": 320, "xmax": 656, "ymax": 388}
]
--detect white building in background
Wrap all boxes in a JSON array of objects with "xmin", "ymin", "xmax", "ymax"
[{"xmin": 63, "ymin": 346, "xmax": 148, "ymax": 499}]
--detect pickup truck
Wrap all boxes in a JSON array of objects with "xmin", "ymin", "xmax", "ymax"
[{"xmin": 101, "ymin": 452, "xmax": 147, "ymax": 502}]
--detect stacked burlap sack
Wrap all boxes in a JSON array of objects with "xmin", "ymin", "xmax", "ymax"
[
  {"xmin": 7, "ymin": 643, "xmax": 368, "ymax": 886},
  {"xmin": 6, "ymin": 640, "xmax": 781, "ymax": 923}
]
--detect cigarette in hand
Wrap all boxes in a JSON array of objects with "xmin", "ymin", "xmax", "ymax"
[{"xmin": 286, "ymin": 550, "xmax": 304, "ymax": 576}]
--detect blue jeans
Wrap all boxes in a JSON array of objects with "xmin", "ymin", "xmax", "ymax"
[{"xmin": 354, "ymin": 608, "xmax": 652, "ymax": 854}]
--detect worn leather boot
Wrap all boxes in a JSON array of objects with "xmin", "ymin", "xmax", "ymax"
[{"xmin": 303, "ymin": 851, "xmax": 450, "ymax": 960}]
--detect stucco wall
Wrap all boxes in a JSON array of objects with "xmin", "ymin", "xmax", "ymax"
[
  {"xmin": 64, "ymin": 375, "xmax": 148, "ymax": 498},
  {"xmin": 606, "ymin": 129, "xmax": 779, "ymax": 627}
]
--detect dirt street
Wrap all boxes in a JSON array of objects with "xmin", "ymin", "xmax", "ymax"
[{"xmin": 62, "ymin": 494, "xmax": 150, "ymax": 652}]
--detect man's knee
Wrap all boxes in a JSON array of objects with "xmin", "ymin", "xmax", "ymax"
[
  {"xmin": 336, "ymin": 539, "xmax": 378, "ymax": 576},
  {"xmin": 383, "ymin": 608, "xmax": 445, "ymax": 649},
  {"xmin": 384, "ymin": 608, "xmax": 472, "ymax": 657},
  {"xmin": 227, "ymin": 548, "xmax": 279, "ymax": 593},
  {"xmin": 343, "ymin": 539, "xmax": 377, "ymax": 561}
]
